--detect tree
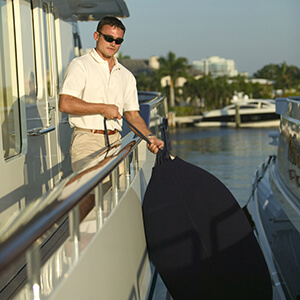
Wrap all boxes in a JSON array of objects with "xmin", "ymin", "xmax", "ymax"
[
  {"xmin": 117, "ymin": 52, "xmax": 131, "ymax": 59},
  {"xmin": 253, "ymin": 64, "xmax": 278, "ymax": 80},
  {"xmin": 136, "ymin": 71, "xmax": 161, "ymax": 92},
  {"xmin": 214, "ymin": 76, "xmax": 231, "ymax": 107},
  {"xmin": 253, "ymin": 62, "xmax": 300, "ymax": 94},
  {"xmin": 196, "ymin": 75, "xmax": 216, "ymax": 110},
  {"xmin": 157, "ymin": 52, "xmax": 190, "ymax": 108}
]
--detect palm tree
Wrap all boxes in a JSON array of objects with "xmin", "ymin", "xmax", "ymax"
[
  {"xmin": 117, "ymin": 52, "xmax": 131, "ymax": 59},
  {"xmin": 158, "ymin": 51, "xmax": 190, "ymax": 108},
  {"xmin": 214, "ymin": 76, "xmax": 232, "ymax": 108},
  {"xmin": 196, "ymin": 75, "xmax": 216, "ymax": 110},
  {"xmin": 136, "ymin": 71, "xmax": 161, "ymax": 92},
  {"xmin": 277, "ymin": 62, "xmax": 290, "ymax": 92}
]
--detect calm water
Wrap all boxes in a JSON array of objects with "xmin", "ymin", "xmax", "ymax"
[{"xmin": 168, "ymin": 127, "xmax": 277, "ymax": 207}]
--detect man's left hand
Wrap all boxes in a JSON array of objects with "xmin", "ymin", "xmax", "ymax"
[{"xmin": 147, "ymin": 136, "xmax": 164, "ymax": 154}]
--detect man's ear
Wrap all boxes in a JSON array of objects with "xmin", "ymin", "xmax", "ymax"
[{"xmin": 94, "ymin": 31, "xmax": 99, "ymax": 41}]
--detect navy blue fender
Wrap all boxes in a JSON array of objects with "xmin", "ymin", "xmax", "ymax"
[{"xmin": 142, "ymin": 153, "xmax": 272, "ymax": 300}]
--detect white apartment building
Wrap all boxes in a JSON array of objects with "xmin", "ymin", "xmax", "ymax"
[{"xmin": 192, "ymin": 56, "xmax": 238, "ymax": 77}]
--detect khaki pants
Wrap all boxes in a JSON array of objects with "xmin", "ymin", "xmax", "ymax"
[{"xmin": 70, "ymin": 128, "xmax": 121, "ymax": 172}]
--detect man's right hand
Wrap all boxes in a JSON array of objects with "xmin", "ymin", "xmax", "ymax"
[{"xmin": 102, "ymin": 104, "xmax": 122, "ymax": 120}]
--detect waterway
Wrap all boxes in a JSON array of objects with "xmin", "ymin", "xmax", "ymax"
[{"xmin": 168, "ymin": 126, "xmax": 278, "ymax": 207}]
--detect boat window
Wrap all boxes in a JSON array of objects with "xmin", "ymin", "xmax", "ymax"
[
  {"xmin": 0, "ymin": 0, "xmax": 21, "ymax": 159},
  {"xmin": 49, "ymin": 8, "xmax": 58, "ymax": 90},
  {"xmin": 239, "ymin": 105, "xmax": 251, "ymax": 109},
  {"xmin": 43, "ymin": 3, "xmax": 54, "ymax": 97},
  {"xmin": 19, "ymin": 1, "xmax": 37, "ymax": 105}
]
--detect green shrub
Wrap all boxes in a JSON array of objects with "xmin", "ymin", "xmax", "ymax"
[{"xmin": 170, "ymin": 106, "xmax": 197, "ymax": 116}]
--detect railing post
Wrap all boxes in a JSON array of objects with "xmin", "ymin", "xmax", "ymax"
[
  {"xmin": 26, "ymin": 241, "xmax": 41, "ymax": 300},
  {"xmin": 95, "ymin": 184, "xmax": 103, "ymax": 229},
  {"xmin": 69, "ymin": 206, "xmax": 80, "ymax": 262},
  {"xmin": 112, "ymin": 167, "xmax": 119, "ymax": 206},
  {"xmin": 124, "ymin": 156, "xmax": 131, "ymax": 189},
  {"xmin": 133, "ymin": 147, "xmax": 139, "ymax": 174}
]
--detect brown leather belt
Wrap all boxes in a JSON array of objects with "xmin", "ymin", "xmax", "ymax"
[{"xmin": 74, "ymin": 127, "xmax": 118, "ymax": 135}]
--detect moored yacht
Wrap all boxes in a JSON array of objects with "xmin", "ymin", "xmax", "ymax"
[
  {"xmin": 195, "ymin": 95, "xmax": 280, "ymax": 128},
  {"xmin": 249, "ymin": 96, "xmax": 300, "ymax": 299}
]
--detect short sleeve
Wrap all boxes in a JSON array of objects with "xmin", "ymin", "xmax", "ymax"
[{"xmin": 59, "ymin": 58, "xmax": 87, "ymax": 99}]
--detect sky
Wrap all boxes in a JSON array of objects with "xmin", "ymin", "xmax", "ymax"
[{"xmin": 79, "ymin": 0, "xmax": 300, "ymax": 76}]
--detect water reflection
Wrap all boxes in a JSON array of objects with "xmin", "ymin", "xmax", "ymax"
[{"xmin": 169, "ymin": 127, "xmax": 276, "ymax": 206}]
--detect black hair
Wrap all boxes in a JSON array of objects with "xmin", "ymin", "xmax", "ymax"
[{"xmin": 96, "ymin": 16, "xmax": 126, "ymax": 33}]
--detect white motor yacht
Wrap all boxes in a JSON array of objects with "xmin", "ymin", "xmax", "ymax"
[{"xmin": 195, "ymin": 96, "xmax": 280, "ymax": 128}]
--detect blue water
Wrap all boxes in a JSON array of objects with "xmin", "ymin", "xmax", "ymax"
[{"xmin": 168, "ymin": 127, "xmax": 277, "ymax": 207}]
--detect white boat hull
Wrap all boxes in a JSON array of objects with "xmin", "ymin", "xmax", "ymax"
[
  {"xmin": 196, "ymin": 99, "xmax": 280, "ymax": 128},
  {"xmin": 195, "ymin": 120, "xmax": 280, "ymax": 128},
  {"xmin": 249, "ymin": 97, "xmax": 300, "ymax": 300}
]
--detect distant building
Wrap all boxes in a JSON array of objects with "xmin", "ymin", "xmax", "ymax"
[
  {"xmin": 239, "ymin": 72, "xmax": 249, "ymax": 78},
  {"xmin": 119, "ymin": 58, "xmax": 152, "ymax": 75},
  {"xmin": 192, "ymin": 56, "xmax": 238, "ymax": 77},
  {"xmin": 119, "ymin": 56, "xmax": 160, "ymax": 76},
  {"xmin": 227, "ymin": 78, "xmax": 274, "ymax": 85},
  {"xmin": 246, "ymin": 78, "xmax": 274, "ymax": 85}
]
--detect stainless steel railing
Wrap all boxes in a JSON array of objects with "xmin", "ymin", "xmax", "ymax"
[{"xmin": 0, "ymin": 136, "xmax": 137, "ymax": 268}]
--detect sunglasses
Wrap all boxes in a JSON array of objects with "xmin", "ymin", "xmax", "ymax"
[{"xmin": 98, "ymin": 32, "xmax": 124, "ymax": 45}]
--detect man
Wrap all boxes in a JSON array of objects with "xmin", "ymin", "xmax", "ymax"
[{"xmin": 59, "ymin": 16, "xmax": 164, "ymax": 172}]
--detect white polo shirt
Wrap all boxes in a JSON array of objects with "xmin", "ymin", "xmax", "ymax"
[{"xmin": 59, "ymin": 48, "xmax": 139, "ymax": 131}]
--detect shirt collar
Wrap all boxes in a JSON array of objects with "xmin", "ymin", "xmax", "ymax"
[{"xmin": 91, "ymin": 48, "xmax": 120, "ymax": 68}]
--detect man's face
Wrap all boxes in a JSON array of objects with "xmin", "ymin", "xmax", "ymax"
[{"xmin": 94, "ymin": 25, "xmax": 124, "ymax": 60}]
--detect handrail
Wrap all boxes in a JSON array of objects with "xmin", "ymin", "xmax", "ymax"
[
  {"xmin": 0, "ymin": 134, "xmax": 139, "ymax": 272},
  {"xmin": 27, "ymin": 125, "xmax": 55, "ymax": 136},
  {"xmin": 0, "ymin": 92, "xmax": 166, "ymax": 274}
]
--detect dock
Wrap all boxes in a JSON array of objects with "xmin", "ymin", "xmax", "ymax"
[{"xmin": 167, "ymin": 112, "xmax": 202, "ymax": 128}]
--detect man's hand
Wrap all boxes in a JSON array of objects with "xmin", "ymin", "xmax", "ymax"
[
  {"xmin": 147, "ymin": 136, "xmax": 164, "ymax": 154},
  {"xmin": 102, "ymin": 104, "xmax": 122, "ymax": 120},
  {"xmin": 124, "ymin": 110, "xmax": 164, "ymax": 154}
]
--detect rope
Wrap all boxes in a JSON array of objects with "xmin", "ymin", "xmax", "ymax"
[
  {"xmin": 103, "ymin": 117, "xmax": 110, "ymax": 148},
  {"xmin": 244, "ymin": 155, "xmax": 276, "ymax": 208},
  {"xmin": 104, "ymin": 116, "xmax": 153, "ymax": 148},
  {"xmin": 242, "ymin": 155, "xmax": 276, "ymax": 232},
  {"xmin": 122, "ymin": 116, "xmax": 152, "ymax": 145}
]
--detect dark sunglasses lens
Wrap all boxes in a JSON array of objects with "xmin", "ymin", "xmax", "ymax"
[
  {"xmin": 103, "ymin": 35, "xmax": 114, "ymax": 43},
  {"xmin": 115, "ymin": 38, "xmax": 123, "ymax": 45},
  {"xmin": 102, "ymin": 34, "xmax": 123, "ymax": 44}
]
